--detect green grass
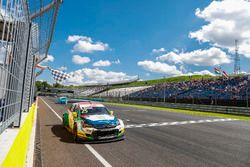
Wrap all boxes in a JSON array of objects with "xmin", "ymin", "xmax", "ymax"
[
  {"xmin": 55, "ymin": 73, "xmax": 246, "ymax": 89},
  {"xmin": 105, "ymin": 102, "xmax": 250, "ymax": 121},
  {"xmin": 63, "ymin": 75, "xmax": 215, "ymax": 89},
  {"xmin": 110, "ymin": 75, "xmax": 215, "ymax": 88}
]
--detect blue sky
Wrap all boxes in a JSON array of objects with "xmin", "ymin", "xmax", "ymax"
[{"xmin": 39, "ymin": 0, "xmax": 250, "ymax": 85}]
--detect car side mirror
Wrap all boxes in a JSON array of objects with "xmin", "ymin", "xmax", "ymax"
[{"xmin": 109, "ymin": 111, "xmax": 114, "ymax": 115}]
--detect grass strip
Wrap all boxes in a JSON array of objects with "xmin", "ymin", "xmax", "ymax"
[{"xmin": 105, "ymin": 102, "xmax": 250, "ymax": 121}]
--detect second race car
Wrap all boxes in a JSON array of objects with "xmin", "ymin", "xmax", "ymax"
[{"xmin": 55, "ymin": 96, "xmax": 68, "ymax": 104}]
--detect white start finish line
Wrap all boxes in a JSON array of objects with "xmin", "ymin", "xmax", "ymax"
[{"xmin": 125, "ymin": 118, "xmax": 239, "ymax": 129}]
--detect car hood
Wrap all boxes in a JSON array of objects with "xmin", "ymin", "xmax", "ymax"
[{"xmin": 82, "ymin": 114, "xmax": 117, "ymax": 125}]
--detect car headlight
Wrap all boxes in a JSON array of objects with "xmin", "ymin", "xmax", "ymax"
[
  {"xmin": 84, "ymin": 124, "xmax": 93, "ymax": 128},
  {"xmin": 118, "ymin": 119, "xmax": 124, "ymax": 128},
  {"xmin": 116, "ymin": 119, "xmax": 120, "ymax": 126},
  {"xmin": 81, "ymin": 121, "xmax": 93, "ymax": 128}
]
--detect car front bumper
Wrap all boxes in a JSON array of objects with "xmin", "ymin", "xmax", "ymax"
[{"xmin": 77, "ymin": 126, "xmax": 125, "ymax": 141}]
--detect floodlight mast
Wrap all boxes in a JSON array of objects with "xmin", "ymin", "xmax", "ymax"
[{"xmin": 234, "ymin": 39, "xmax": 240, "ymax": 74}]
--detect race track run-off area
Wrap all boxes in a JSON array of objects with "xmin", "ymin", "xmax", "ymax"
[{"xmin": 36, "ymin": 97, "xmax": 250, "ymax": 167}]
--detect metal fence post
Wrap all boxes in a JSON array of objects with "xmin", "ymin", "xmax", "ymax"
[
  {"xmin": 28, "ymin": 57, "xmax": 36, "ymax": 107},
  {"xmin": 17, "ymin": 23, "xmax": 32, "ymax": 127}
]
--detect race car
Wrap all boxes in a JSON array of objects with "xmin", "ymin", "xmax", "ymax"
[
  {"xmin": 56, "ymin": 96, "xmax": 68, "ymax": 104},
  {"xmin": 62, "ymin": 101, "xmax": 125, "ymax": 142}
]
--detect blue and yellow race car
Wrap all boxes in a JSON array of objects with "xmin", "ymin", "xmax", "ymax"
[{"xmin": 62, "ymin": 101, "xmax": 125, "ymax": 142}]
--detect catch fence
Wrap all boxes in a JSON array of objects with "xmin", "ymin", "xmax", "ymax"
[{"xmin": 0, "ymin": 0, "xmax": 61, "ymax": 134}]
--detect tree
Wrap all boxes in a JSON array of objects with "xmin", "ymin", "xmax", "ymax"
[
  {"xmin": 36, "ymin": 81, "xmax": 51, "ymax": 91},
  {"xmin": 52, "ymin": 83, "xmax": 64, "ymax": 88}
]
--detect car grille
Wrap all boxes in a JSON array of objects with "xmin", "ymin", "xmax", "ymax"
[
  {"xmin": 93, "ymin": 124, "xmax": 116, "ymax": 129},
  {"xmin": 93, "ymin": 129, "xmax": 119, "ymax": 140}
]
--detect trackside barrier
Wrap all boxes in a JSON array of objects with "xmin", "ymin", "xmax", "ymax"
[
  {"xmin": 1, "ymin": 103, "xmax": 37, "ymax": 167},
  {"xmin": 107, "ymin": 99, "xmax": 250, "ymax": 116}
]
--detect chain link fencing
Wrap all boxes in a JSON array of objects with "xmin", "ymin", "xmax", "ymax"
[{"xmin": 0, "ymin": 0, "xmax": 61, "ymax": 134}]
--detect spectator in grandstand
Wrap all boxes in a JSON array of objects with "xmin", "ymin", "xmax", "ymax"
[{"xmin": 129, "ymin": 75, "xmax": 249, "ymax": 106}]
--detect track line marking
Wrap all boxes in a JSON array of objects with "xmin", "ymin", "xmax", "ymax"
[
  {"xmin": 85, "ymin": 144, "xmax": 112, "ymax": 167},
  {"xmin": 125, "ymin": 118, "xmax": 239, "ymax": 129},
  {"xmin": 40, "ymin": 98, "xmax": 62, "ymax": 121},
  {"xmin": 39, "ymin": 97, "xmax": 112, "ymax": 167}
]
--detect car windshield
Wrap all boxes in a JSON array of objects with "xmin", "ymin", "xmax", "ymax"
[{"xmin": 81, "ymin": 107, "xmax": 110, "ymax": 115}]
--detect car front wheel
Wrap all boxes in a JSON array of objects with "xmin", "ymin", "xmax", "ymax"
[
  {"xmin": 73, "ymin": 125, "xmax": 79, "ymax": 143},
  {"xmin": 62, "ymin": 118, "xmax": 65, "ymax": 128}
]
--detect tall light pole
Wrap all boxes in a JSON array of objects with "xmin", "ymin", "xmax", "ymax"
[
  {"xmin": 247, "ymin": 75, "xmax": 250, "ymax": 107},
  {"xmin": 163, "ymin": 83, "xmax": 166, "ymax": 103}
]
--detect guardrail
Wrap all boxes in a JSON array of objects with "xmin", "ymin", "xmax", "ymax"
[{"xmin": 107, "ymin": 99, "xmax": 250, "ymax": 116}]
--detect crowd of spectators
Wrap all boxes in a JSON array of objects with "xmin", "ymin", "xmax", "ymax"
[
  {"xmin": 128, "ymin": 75, "xmax": 249, "ymax": 105},
  {"xmin": 69, "ymin": 75, "xmax": 249, "ymax": 106}
]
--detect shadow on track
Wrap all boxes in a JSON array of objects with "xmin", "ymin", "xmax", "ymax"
[
  {"xmin": 49, "ymin": 124, "xmax": 75, "ymax": 143},
  {"xmin": 48, "ymin": 124, "xmax": 125, "ymax": 145}
]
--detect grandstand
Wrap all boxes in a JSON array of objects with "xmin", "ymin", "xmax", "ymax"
[
  {"xmin": 93, "ymin": 86, "xmax": 151, "ymax": 98},
  {"xmin": 64, "ymin": 74, "xmax": 249, "ymax": 107},
  {"xmin": 73, "ymin": 86, "xmax": 108, "ymax": 97},
  {"xmin": 127, "ymin": 75, "xmax": 249, "ymax": 107},
  {"xmin": 38, "ymin": 74, "xmax": 250, "ymax": 107}
]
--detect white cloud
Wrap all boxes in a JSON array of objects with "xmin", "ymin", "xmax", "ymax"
[
  {"xmin": 179, "ymin": 65, "xmax": 187, "ymax": 74},
  {"xmin": 58, "ymin": 66, "xmax": 67, "ymax": 71},
  {"xmin": 137, "ymin": 60, "xmax": 216, "ymax": 77},
  {"xmin": 66, "ymin": 69, "xmax": 86, "ymax": 85},
  {"xmin": 184, "ymin": 70, "xmax": 215, "ymax": 76},
  {"xmin": 72, "ymin": 55, "xmax": 91, "ymax": 65},
  {"xmin": 65, "ymin": 68, "xmax": 137, "ymax": 86},
  {"xmin": 173, "ymin": 48, "xmax": 179, "ymax": 53},
  {"xmin": 93, "ymin": 59, "xmax": 121, "ymax": 67},
  {"xmin": 43, "ymin": 55, "xmax": 54, "ymax": 63},
  {"xmin": 152, "ymin": 48, "xmax": 166, "ymax": 54},
  {"xmin": 67, "ymin": 35, "xmax": 109, "ymax": 53},
  {"xmin": 67, "ymin": 35, "xmax": 92, "ymax": 43},
  {"xmin": 137, "ymin": 60, "xmax": 183, "ymax": 76},
  {"xmin": 93, "ymin": 60, "xmax": 111, "ymax": 67},
  {"xmin": 112, "ymin": 59, "xmax": 121, "ymax": 64},
  {"xmin": 157, "ymin": 47, "xmax": 231, "ymax": 66},
  {"xmin": 189, "ymin": 0, "xmax": 250, "ymax": 58}
]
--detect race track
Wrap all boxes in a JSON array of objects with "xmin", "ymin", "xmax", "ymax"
[{"xmin": 35, "ymin": 97, "xmax": 250, "ymax": 167}]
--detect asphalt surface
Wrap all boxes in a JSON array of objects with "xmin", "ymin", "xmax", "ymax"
[{"xmin": 35, "ymin": 96, "xmax": 250, "ymax": 167}]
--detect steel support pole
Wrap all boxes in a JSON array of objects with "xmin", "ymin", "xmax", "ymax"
[
  {"xmin": 17, "ymin": 23, "xmax": 32, "ymax": 127},
  {"xmin": 247, "ymin": 82, "xmax": 249, "ymax": 108},
  {"xmin": 163, "ymin": 83, "xmax": 166, "ymax": 103},
  {"xmin": 28, "ymin": 56, "xmax": 36, "ymax": 108}
]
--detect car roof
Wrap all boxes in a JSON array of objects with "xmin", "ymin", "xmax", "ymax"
[{"xmin": 74, "ymin": 101, "xmax": 105, "ymax": 108}]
